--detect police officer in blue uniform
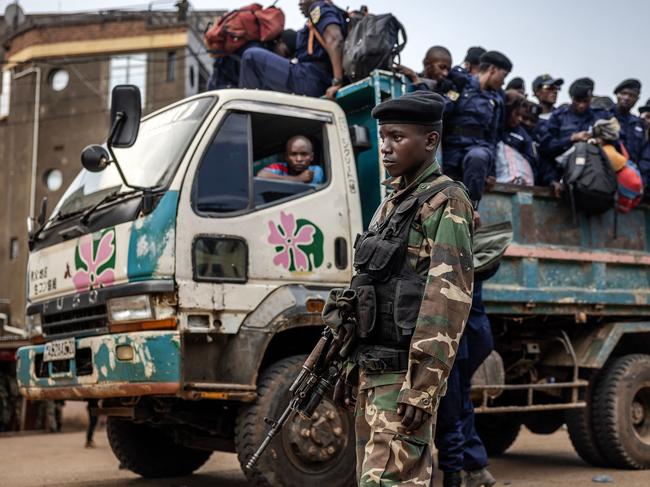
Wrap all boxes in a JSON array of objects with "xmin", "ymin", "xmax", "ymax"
[
  {"xmin": 434, "ymin": 50, "xmax": 511, "ymax": 487},
  {"xmin": 539, "ymin": 78, "xmax": 608, "ymax": 174},
  {"xmin": 239, "ymin": 0, "xmax": 346, "ymax": 99},
  {"xmin": 611, "ymin": 79, "xmax": 646, "ymax": 163},
  {"xmin": 435, "ymin": 278, "xmax": 496, "ymax": 487},
  {"xmin": 442, "ymin": 51, "xmax": 512, "ymax": 208}
]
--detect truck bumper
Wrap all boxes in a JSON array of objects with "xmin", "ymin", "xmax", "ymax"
[{"xmin": 16, "ymin": 331, "xmax": 181, "ymax": 400}]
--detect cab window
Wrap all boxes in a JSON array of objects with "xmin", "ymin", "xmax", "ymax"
[{"xmin": 193, "ymin": 111, "xmax": 329, "ymax": 215}]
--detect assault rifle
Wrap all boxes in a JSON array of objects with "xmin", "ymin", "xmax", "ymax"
[{"xmin": 246, "ymin": 327, "xmax": 349, "ymax": 469}]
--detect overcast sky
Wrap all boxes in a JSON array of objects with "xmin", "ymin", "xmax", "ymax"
[{"xmin": 4, "ymin": 0, "xmax": 649, "ymax": 109}]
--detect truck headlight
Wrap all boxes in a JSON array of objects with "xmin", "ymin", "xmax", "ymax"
[{"xmin": 107, "ymin": 295, "xmax": 153, "ymax": 323}]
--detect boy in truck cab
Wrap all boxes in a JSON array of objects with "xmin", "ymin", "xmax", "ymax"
[{"xmin": 258, "ymin": 135, "xmax": 325, "ymax": 185}]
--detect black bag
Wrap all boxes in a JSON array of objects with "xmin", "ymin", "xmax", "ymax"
[
  {"xmin": 342, "ymin": 13, "xmax": 407, "ymax": 82},
  {"xmin": 563, "ymin": 142, "xmax": 617, "ymax": 217}
]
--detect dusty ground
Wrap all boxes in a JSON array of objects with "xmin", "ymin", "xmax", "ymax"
[{"xmin": 1, "ymin": 426, "xmax": 649, "ymax": 487}]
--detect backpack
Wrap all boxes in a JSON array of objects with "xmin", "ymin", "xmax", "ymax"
[
  {"xmin": 562, "ymin": 142, "xmax": 618, "ymax": 217},
  {"xmin": 342, "ymin": 13, "xmax": 407, "ymax": 81},
  {"xmin": 616, "ymin": 161, "xmax": 644, "ymax": 213},
  {"xmin": 204, "ymin": 3, "xmax": 285, "ymax": 57}
]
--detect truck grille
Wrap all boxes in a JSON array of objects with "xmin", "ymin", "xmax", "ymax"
[{"xmin": 42, "ymin": 304, "xmax": 108, "ymax": 337}]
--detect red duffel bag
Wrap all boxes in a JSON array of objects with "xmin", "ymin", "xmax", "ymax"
[{"xmin": 204, "ymin": 3, "xmax": 285, "ymax": 57}]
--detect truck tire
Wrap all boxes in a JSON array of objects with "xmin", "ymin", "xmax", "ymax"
[
  {"xmin": 593, "ymin": 354, "xmax": 650, "ymax": 469},
  {"xmin": 106, "ymin": 417, "xmax": 213, "ymax": 478},
  {"xmin": 475, "ymin": 413, "xmax": 520, "ymax": 456},
  {"xmin": 235, "ymin": 355, "xmax": 356, "ymax": 487},
  {"xmin": 565, "ymin": 371, "xmax": 609, "ymax": 468}
]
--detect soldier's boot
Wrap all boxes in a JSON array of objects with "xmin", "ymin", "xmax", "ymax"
[
  {"xmin": 465, "ymin": 467, "xmax": 496, "ymax": 487},
  {"xmin": 443, "ymin": 471, "xmax": 463, "ymax": 487}
]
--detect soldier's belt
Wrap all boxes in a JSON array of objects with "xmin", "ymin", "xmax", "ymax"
[{"xmin": 355, "ymin": 346, "xmax": 409, "ymax": 373}]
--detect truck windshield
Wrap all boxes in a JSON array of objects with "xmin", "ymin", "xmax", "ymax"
[{"xmin": 52, "ymin": 96, "xmax": 214, "ymax": 218}]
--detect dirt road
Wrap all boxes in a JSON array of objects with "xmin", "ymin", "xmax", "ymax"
[{"xmin": 1, "ymin": 427, "xmax": 648, "ymax": 486}]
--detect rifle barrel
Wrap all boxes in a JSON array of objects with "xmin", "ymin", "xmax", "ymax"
[{"xmin": 246, "ymin": 402, "xmax": 295, "ymax": 470}]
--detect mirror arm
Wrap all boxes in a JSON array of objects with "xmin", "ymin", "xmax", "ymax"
[{"xmin": 105, "ymin": 111, "xmax": 148, "ymax": 194}]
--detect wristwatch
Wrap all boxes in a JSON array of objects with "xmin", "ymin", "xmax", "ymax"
[{"xmin": 331, "ymin": 78, "xmax": 343, "ymax": 87}]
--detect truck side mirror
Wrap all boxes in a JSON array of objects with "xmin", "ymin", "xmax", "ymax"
[
  {"xmin": 81, "ymin": 145, "xmax": 111, "ymax": 173},
  {"xmin": 109, "ymin": 85, "xmax": 141, "ymax": 148},
  {"xmin": 349, "ymin": 125, "xmax": 372, "ymax": 152}
]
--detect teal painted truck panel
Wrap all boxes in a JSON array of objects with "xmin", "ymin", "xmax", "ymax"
[
  {"xmin": 17, "ymin": 331, "xmax": 180, "ymax": 397},
  {"xmin": 479, "ymin": 186, "xmax": 650, "ymax": 316},
  {"xmin": 337, "ymin": 71, "xmax": 408, "ymax": 228},
  {"xmin": 127, "ymin": 190, "xmax": 179, "ymax": 281}
]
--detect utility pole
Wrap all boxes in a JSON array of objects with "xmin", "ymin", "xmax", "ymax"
[{"xmin": 13, "ymin": 65, "xmax": 41, "ymax": 222}]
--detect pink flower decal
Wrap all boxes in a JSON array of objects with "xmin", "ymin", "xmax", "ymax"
[
  {"xmin": 72, "ymin": 230, "xmax": 116, "ymax": 291},
  {"xmin": 268, "ymin": 211, "xmax": 315, "ymax": 271}
]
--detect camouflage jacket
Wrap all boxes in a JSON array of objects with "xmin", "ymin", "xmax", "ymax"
[{"xmin": 363, "ymin": 160, "xmax": 474, "ymax": 415}]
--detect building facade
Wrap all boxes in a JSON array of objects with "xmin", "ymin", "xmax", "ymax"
[{"xmin": 0, "ymin": 7, "xmax": 222, "ymax": 327}]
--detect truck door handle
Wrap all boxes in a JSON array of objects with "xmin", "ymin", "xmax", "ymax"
[{"xmin": 334, "ymin": 237, "xmax": 347, "ymax": 270}]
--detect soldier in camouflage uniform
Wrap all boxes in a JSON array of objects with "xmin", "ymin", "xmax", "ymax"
[{"xmin": 329, "ymin": 91, "xmax": 474, "ymax": 486}]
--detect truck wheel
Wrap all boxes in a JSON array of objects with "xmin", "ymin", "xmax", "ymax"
[
  {"xmin": 475, "ymin": 413, "xmax": 520, "ymax": 456},
  {"xmin": 565, "ymin": 372, "xmax": 608, "ymax": 468},
  {"xmin": 524, "ymin": 410, "xmax": 564, "ymax": 435},
  {"xmin": 593, "ymin": 354, "xmax": 650, "ymax": 469},
  {"xmin": 235, "ymin": 355, "xmax": 356, "ymax": 487},
  {"xmin": 106, "ymin": 417, "xmax": 212, "ymax": 478}
]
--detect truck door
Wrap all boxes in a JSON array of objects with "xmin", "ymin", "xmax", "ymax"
[{"xmin": 175, "ymin": 100, "xmax": 354, "ymax": 333}]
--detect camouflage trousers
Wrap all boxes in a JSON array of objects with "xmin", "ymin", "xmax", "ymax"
[{"xmin": 355, "ymin": 372, "xmax": 434, "ymax": 487}]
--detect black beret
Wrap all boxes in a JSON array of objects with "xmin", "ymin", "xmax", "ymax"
[
  {"xmin": 532, "ymin": 74, "xmax": 564, "ymax": 92},
  {"xmin": 614, "ymin": 78, "xmax": 641, "ymax": 94},
  {"xmin": 569, "ymin": 77, "xmax": 594, "ymax": 98},
  {"xmin": 371, "ymin": 91, "xmax": 445, "ymax": 126},
  {"xmin": 591, "ymin": 96, "xmax": 615, "ymax": 112},
  {"xmin": 464, "ymin": 46, "xmax": 486, "ymax": 65},
  {"xmin": 479, "ymin": 50, "xmax": 513, "ymax": 72},
  {"xmin": 639, "ymin": 98, "xmax": 650, "ymax": 114},
  {"xmin": 506, "ymin": 77, "xmax": 525, "ymax": 92}
]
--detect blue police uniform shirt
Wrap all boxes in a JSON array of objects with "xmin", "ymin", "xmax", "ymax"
[
  {"xmin": 539, "ymin": 104, "xmax": 609, "ymax": 159},
  {"xmin": 295, "ymin": 1, "xmax": 346, "ymax": 65},
  {"xmin": 612, "ymin": 109, "xmax": 647, "ymax": 163},
  {"xmin": 443, "ymin": 74, "xmax": 505, "ymax": 151},
  {"xmin": 503, "ymin": 125, "xmax": 537, "ymax": 165}
]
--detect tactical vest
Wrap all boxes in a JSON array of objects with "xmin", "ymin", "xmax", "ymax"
[{"xmin": 351, "ymin": 176, "xmax": 463, "ymax": 350}]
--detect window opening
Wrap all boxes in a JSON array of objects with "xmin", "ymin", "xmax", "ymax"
[{"xmin": 108, "ymin": 54, "xmax": 147, "ymax": 107}]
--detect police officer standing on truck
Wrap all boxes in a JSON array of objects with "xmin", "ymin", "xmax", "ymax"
[
  {"xmin": 325, "ymin": 91, "xmax": 474, "ymax": 486},
  {"xmin": 611, "ymin": 79, "xmax": 646, "ymax": 163},
  {"xmin": 442, "ymin": 51, "xmax": 512, "ymax": 211},
  {"xmin": 239, "ymin": 0, "xmax": 346, "ymax": 99}
]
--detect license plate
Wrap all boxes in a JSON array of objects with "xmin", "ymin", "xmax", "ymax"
[{"xmin": 43, "ymin": 338, "xmax": 75, "ymax": 362}]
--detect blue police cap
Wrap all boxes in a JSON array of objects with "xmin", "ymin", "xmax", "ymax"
[
  {"xmin": 639, "ymin": 98, "xmax": 650, "ymax": 114},
  {"xmin": 372, "ymin": 91, "xmax": 445, "ymax": 126},
  {"xmin": 464, "ymin": 46, "xmax": 486, "ymax": 66},
  {"xmin": 532, "ymin": 74, "xmax": 564, "ymax": 93},
  {"xmin": 506, "ymin": 77, "xmax": 525, "ymax": 92},
  {"xmin": 479, "ymin": 51, "xmax": 512, "ymax": 72},
  {"xmin": 614, "ymin": 78, "xmax": 641, "ymax": 94},
  {"xmin": 569, "ymin": 78, "xmax": 594, "ymax": 99}
]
